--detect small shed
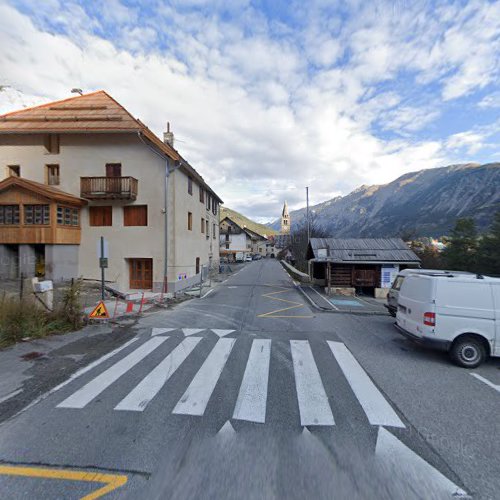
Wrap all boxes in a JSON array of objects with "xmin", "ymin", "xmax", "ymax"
[{"xmin": 306, "ymin": 238, "xmax": 420, "ymax": 297}]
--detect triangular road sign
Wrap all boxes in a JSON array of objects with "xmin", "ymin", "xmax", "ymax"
[{"xmin": 89, "ymin": 301, "xmax": 109, "ymax": 319}]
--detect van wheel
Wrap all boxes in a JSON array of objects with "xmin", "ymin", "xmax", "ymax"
[{"xmin": 450, "ymin": 337, "xmax": 486, "ymax": 368}]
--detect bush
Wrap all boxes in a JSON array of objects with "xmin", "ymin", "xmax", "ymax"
[{"xmin": 0, "ymin": 279, "xmax": 84, "ymax": 348}]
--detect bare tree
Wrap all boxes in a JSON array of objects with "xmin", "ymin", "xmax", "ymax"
[{"xmin": 289, "ymin": 213, "xmax": 329, "ymax": 272}]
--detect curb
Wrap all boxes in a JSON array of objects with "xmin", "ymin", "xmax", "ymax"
[{"xmin": 297, "ymin": 286, "xmax": 389, "ymax": 316}]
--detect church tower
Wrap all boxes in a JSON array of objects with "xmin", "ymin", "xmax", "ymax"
[{"xmin": 281, "ymin": 200, "xmax": 290, "ymax": 234}]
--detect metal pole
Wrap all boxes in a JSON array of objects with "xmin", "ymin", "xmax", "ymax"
[
  {"xmin": 306, "ymin": 186, "xmax": 310, "ymax": 242},
  {"xmin": 199, "ymin": 265, "xmax": 203, "ymax": 298},
  {"xmin": 101, "ymin": 236, "xmax": 105, "ymax": 301}
]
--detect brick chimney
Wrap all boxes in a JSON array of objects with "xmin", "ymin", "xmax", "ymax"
[{"xmin": 163, "ymin": 122, "xmax": 174, "ymax": 147}]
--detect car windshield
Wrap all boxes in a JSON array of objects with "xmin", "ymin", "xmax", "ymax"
[{"xmin": 392, "ymin": 276, "xmax": 404, "ymax": 290}]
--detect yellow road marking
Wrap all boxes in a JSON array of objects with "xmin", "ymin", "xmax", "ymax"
[
  {"xmin": 0, "ymin": 465, "xmax": 128, "ymax": 500},
  {"xmin": 257, "ymin": 287, "xmax": 313, "ymax": 318}
]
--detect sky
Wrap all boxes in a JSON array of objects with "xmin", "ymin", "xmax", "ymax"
[{"xmin": 0, "ymin": 0, "xmax": 499, "ymax": 222}]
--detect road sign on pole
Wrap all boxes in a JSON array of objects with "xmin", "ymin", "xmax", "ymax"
[
  {"xmin": 98, "ymin": 237, "xmax": 109, "ymax": 300},
  {"xmin": 89, "ymin": 301, "xmax": 109, "ymax": 319}
]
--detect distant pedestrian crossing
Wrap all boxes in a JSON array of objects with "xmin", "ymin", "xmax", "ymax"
[{"xmin": 56, "ymin": 332, "xmax": 405, "ymax": 429}]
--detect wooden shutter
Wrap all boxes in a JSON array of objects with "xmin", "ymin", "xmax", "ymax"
[
  {"xmin": 124, "ymin": 205, "xmax": 147, "ymax": 226},
  {"xmin": 129, "ymin": 258, "xmax": 153, "ymax": 289},
  {"xmin": 89, "ymin": 206, "xmax": 112, "ymax": 226}
]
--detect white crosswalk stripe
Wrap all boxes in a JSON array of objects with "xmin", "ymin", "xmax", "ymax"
[
  {"xmin": 328, "ymin": 342, "xmax": 405, "ymax": 428},
  {"xmin": 172, "ymin": 338, "xmax": 236, "ymax": 416},
  {"xmin": 57, "ymin": 337, "xmax": 404, "ymax": 430},
  {"xmin": 290, "ymin": 340, "xmax": 335, "ymax": 426},
  {"xmin": 57, "ymin": 337, "xmax": 168, "ymax": 409},
  {"xmin": 115, "ymin": 337, "xmax": 203, "ymax": 412},
  {"xmin": 233, "ymin": 339, "xmax": 271, "ymax": 423}
]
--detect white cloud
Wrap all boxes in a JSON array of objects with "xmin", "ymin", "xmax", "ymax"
[{"xmin": 0, "ymin": 0, "xmax": 498, "ymax": 220}]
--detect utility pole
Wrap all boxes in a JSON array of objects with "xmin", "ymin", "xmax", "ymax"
[{"xmin": 306, "ymin": 186, "xmax": 310, "ymax": 242}]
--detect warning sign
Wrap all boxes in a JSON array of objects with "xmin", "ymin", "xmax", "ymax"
[{"xmin": 89, "ymin": 301, "xmax": 109, "ymax": 319}]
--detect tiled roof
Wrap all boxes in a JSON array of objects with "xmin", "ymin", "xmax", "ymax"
[
  {"xmin": 0, "ymin": 91, "xmax": 223, "ymax": 203},
  {"xmin": 0, "ymin": 176, "xmax": 87, "ymax": 206}
]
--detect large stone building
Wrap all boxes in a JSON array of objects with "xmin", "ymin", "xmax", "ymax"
[{"xmin": 0, "ymin": 91, "xmax": 222, "ymax": 293}]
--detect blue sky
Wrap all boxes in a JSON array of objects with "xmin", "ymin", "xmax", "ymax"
[{"xmin": 0, "ymin": 0, "xmax": 499, "ymax": 221}]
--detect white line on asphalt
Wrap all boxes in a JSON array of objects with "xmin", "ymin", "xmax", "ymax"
[
  {"xmin": 182, "ymin": 328, "xmax": 205, "ymax": 336},
  {"xmin": 310, "ymin": 286, "xmax": 339, "ymax": 310},
  {"xmin": 290, "ymin": 340, "xmax": 335, "ymax": 426},
  {"xmin": 328, "ymin": 342, "xmax": 405, "ymax": 428},
  {"xmin": 57, "ymin": 337, "xmax": 168, "ymax": 409},
  {"xmin": 376, "ymin": 427, "xmax": 467, "ymax": 497},
  {"xmin": 152, "ymin": 328, "xmax": 176, "ymax": 336},
  {"xmin": 172, "ymin": 338, "xmax": 236, "ymax": 416},
  {"xmin": 115, "ymin": 337, "xmax": 202, "ymax": 412},
  {"xmin": 471, "ymin": 373, "xmax": 500, "ymax": 393},
  {"xmin": 201, "ymin": 289, "xmax": 214, "ymax": 298},
  {"xmin": 211, "ymin": 329, "xmax": 236, "ymax": 337},
  {"xmin": 0, "ymin": 388, "xmax": 23, "ymax": 404},
  {"xmin": 233, "ymin": 339, "xmax": 271, "ymax": 423}
]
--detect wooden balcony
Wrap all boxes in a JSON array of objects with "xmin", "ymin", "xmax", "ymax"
[{"xmin": 80, "ymin": 176, "xmax": 138, "ymax": 200}]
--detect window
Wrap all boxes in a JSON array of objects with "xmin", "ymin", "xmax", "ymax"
[
  {"xmin": 106, "ymin": 163, "xmax": 122, "ymax": 177},
  {"xmin": 199, "ymin": 186, "xmax": 205, "ymax": 203},
  {"xmin": 195, "ymin": 257, "xmax": 200, "ymax": 274},
  {"xmin": 213, "ymin": 223, "xmax": 216, "ymax": 239},
  {"xmin": 206, "ymin": 193, "xmax": 211, "ymax": 210},
  {"xmin": 44, "ymin": 134, "xmax": 60, "ymax": 154},
  {"xmin": 7, "ymin": 165, "xmax": 20, "ymax": 177},
  {"xmin": 225, "ymin": 243, "xmax": 229, "ymax": 249},
  {"xmin": 89, "ymin": 206, "xmax": 112, "ymax": 226},
  {"xmin": 206, "ymin": 219, "xmax": 209, "ymax": 238},
  {"xmin": 129, "ymin": 258, "xmax": 153, "ymax": 289},
  {"xmin": 57, "ymin": 206, "xmax": 79, "ymax": 226},
  {"xmin": 24, "ymin": 204, "xmax": 50, "ymax": 225},
  {"xmin": 188, "ymin": 211, "xmax": 192, "ymax": 230},
  {"xmin": 124, "ymin": 205, "xmax": 147, "ymax": 226},
  {"xmin": 188, "ymin": 176, "xmax": 193, "ymax": 195},
  {"xmin": 212, "ymin": 200, "xmax": 218, "ymax": 216},
  {"xmin": 0, "ymin": 205, "xmax": 20, "ymax": 225},
  {"xmin": 46, "ymin": 164, "xmax": 60, "ymax": 185},
  {"xmin": 201, "ymin": 217, "xmax": 205, "ymax": 233}
]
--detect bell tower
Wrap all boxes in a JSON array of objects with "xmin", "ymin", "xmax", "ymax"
[{"xmin": 281, "ymin": 200, "xmax": 290, "ymax": 234}]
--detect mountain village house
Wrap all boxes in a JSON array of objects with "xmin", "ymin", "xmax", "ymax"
[
  {"xmin": 0, "ymin": 91, "xmax": 222, "ymax": 294},
  {"xmin": 219, "ymin": 217, "xmax": 267, "ymax": 260}
]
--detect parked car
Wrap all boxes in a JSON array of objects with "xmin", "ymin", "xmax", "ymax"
[
  {"xmin": 385, "ymin": 268, "xmax": 472, "ymax": 317},
  {"xmin": 253, "ymin": 254, "xmax": 262, "ymax": 260},
  {"xmin": 235, "ymin": 252, "xmax": 244, "ymax": 262},
  {"xmin": 245, "ymin": 255, "xmax": 253, "ymax": 262},
  {"xmin": 395, "ymin": 272, "xmax": 500, "ymax": 368}
]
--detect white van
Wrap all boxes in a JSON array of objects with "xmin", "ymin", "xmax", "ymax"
[{"xmin": 396, "ymin": 273, "xmax": 500, "ymax": 368}]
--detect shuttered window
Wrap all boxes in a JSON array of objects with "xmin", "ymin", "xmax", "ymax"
[
  {"xmin": 201, "ymin": 217, "xmax": 205, "ymax": 233},
  {"xmin": 46, "ymin": 164, "xmax": 60, "ymax": 185},
  {"xmin": 188, "ymin": 176, "xmax": 193, "ymax": 195},
  {"xmin": 188, "ymin": 212, "xmax": 193, "ymax": 230},
  {"xmin": 89, "ymin": 206, "xmax": 112, "ymax": 226},
  {"xmin": 124, "ymin": 205, "xmax": 147, "ymax": 226}
]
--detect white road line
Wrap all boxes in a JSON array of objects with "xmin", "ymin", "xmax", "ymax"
[
  {"xmin": 376, "ymin": 427, "xmax": 467, "ymax": 497},
  {"xmin": 290, "ymin": 340, "xmax": 335, "ymax": 426},
  {"xmin": 233, "ymin": 339, "xmax": 271, "ymax": 423},
  {"xmin": 172, "ymin": 338, "xmax": 236, "ymax": 416},
  {"xmin": 182, "ymin": 328, "xmax": 205, "ymax": 336},
  {"xmin": 310, "ymin": 286, "xmax": 339, "ymax": 310},
  {"xmin": 201, "ymin": 289, "xmax": 214, "ymax": 298},
  {"xmin": 211, "ymin": 329, "xmax": 236, "ymax": 337},
  {"xmin": 328, "ymin": 342, "xmax": 404, "ymax": 428},
  {"xmin": 152, "ymin": 328, "xmax": 176, "ymax": 336},
  {"xmin": 57, "ymin": 337, "xmax": 168, "ymax": 409},
  {"xmin": 471, "ymin": 373, "xmax": 500, "ymax": 393},
  {"xmin": 115, "ymin": 337, "xmax": 202, "ymax": 412}
]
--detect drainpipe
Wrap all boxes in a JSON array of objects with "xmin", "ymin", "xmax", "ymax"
[{"xmin": 137, "ymin": 132, "xmax": 180, "ymax": 292}]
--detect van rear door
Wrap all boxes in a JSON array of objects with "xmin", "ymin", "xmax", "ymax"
[{"xmin": 397, "ymin": 275, "xmax": 435, "ymax": 336}]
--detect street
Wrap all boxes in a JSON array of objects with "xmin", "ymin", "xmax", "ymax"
[{"xmin": 0, "ymin": 259, "xmax": 499, "ymax": 499}]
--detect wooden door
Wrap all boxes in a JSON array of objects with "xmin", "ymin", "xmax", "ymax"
[
  {"xmin": 106, "ymin": 163, "xmax": 122, "ymax": 177},
  {"xmin": 129, "ymin": 258, "xmax": 153, "ymax": 289},
  {"xmin": 353, "ymin": 269, "xmax": 376, "ymax": 286},
  {"xmin": 106, "ymin": 164, "xmax": 122, "ymax": 194}
]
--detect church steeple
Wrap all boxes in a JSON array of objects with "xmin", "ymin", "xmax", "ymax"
[{"xmin": 281, "ymin": 200, "xmax": 290, "ymax": 234}]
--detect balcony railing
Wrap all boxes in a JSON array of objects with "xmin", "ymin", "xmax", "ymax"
[{"xmin": 80, "ymin": 176, "xmax": 138, "ymax": 200}]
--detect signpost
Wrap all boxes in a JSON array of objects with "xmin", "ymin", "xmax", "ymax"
[
  {"xmin": 98, "ymin": 237, "xmax": 109, "ymax": 300},
  {"xmin": 89, "ymin": 301, "xmax": 110, "ymax": 319}
]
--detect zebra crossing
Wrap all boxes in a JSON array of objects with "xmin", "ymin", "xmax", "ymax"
[{"xmin": 56, "ymin": 330, "xmax": 405, "ymax": 429}]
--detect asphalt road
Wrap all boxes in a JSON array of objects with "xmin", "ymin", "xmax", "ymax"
[{"xmin": 0, "ymin": 259, "xmax": 499, "ymax": 499}]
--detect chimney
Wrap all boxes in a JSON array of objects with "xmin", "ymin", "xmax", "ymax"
[{"xmin": 163, "ymin": 122, "xmax": 174, "ymax": 147}]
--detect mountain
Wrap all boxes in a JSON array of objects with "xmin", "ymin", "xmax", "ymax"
[
  {"xmin": 269, "ymin": 163, "xmax": 500, "ymax": 237},
  {"xmin": 221, "ymin": 206, "xmax": 278, "ymax": 237}
]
